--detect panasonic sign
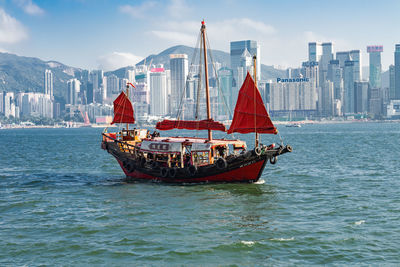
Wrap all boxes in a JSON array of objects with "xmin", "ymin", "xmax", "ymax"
[{"xmin": 277, "ymin": 77, "xmax": 310, "ymax": 83}]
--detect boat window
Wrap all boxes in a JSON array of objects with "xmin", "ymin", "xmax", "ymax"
[{"xmin": 192, "ymin": 151, "xmax": 209, "ymax": 166}]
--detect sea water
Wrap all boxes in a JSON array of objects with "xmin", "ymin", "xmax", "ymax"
[{"xmin": 1, "ymin": 123, "xmax": 399, "ymax": 265}]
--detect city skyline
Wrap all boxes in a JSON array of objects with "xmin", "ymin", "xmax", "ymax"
[{"xmin": 1, "ymin": 0, "xmax": 400, "ymax": 71}]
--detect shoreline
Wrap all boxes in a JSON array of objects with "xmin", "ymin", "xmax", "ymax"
[{"xmin": 1, "ymin": 120, "xmax": 399, "ymax": 130}]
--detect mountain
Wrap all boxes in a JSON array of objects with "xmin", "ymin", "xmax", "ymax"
[
  {"xmin": 107, "ymin": 45, "xmax": 286, "ymax": 81},
  {"xmin": 0, "ymin": 52, "xmax": 83, "ymax": 101},
  {"xmin": 0, "ymin": 45, "xmax": 286, "ymax": 103}
]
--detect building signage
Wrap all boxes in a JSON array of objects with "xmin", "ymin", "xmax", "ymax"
[
  {"xmin": 367, "ymin": 45, "xmax": 383, "ymax": 53},
  {"xmin": 277, "ymin": 77, "xmax": 310, "ymax": 83}
]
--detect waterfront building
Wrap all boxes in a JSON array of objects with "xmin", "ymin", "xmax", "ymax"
[
  {"xmin": 44, "ymin": 69, "xmax": 53, "ymax": 97},
  {"xmin": 327, "ymin": 60, "xmax": 344, "ymax": 101},
  {"xmin": 354, "ymin": 81, "xmax": 369, "ymax": 113},
  {"xmin": 389, "ymin": 65, "xmax": 395, "ymax": 100},
  {"xmin": 308, "ymin": 42, "xmax": 322, "ymax": 62},
  {"xmin": 67, "ymin": 78, "xmax": 81, "ymax": 105},
  {"xmin": 106, "ymin": 74, "xmax": 119, "ymax": 95},
  {"xmin": 336, "ymin": 51, "xmax": 351, "ymax": 68},
  {"xmin": 230, "ymin": 40, "xmax": 260, "ymax": 81},
  {"xmin": 386, "ymin": 99, "xmax": 400, "ymax": 119},
  {"xmin": 217, "ymin": 67, "xmax": 234, "ymax": 119},
  {"xmin": 170, "ymin": 54, "xmax": 188, "ymax": 113},
  {"xmin": 350, "ymin": 50, "xmax": 362, "ymax": 82},
  {"xmin": 319, "ymin": 43, "xmax": 334, "ymax": 82},
  {"xmin": 150, "ymin": 67, "xmax": 168, "ymax": 116},
  {"xmin": 125, "ymin": 69, "xmax": 135, "ymax": 83},
  {"xmin": 344, "ymin": 60, "xmax": 355, "ymax": 114},
  {"xmin": 394, "ymin": 44, "xmax": 400, "ymax": 99},
  {"xmin": 268, "ymin": 79, "xmax": 317, "ymax": 117},
  {"xmin": 367, "ymin": 45, "xmax": 383, "ymax": 89}
]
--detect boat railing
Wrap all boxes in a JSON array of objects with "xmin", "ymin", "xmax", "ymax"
[{"xmin": 102, "ymin": 133, "xmax": 139, "ymax": 155}]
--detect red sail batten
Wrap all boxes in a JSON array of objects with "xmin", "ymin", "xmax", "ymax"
[
  {"xmin": 111, "ymin": 91, "xmax": 135, "ymax": 125},
  {"xmin": 228, "ymin": 72, "xmax": 277, "ymax": 134},
  {"xmin": 156, "ymin": 119, "xmax": 226, "ymax": 132}
]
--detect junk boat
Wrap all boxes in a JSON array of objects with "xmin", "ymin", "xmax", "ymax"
[{"xmin": 101, "ymin": 20, "xmax": 292, "ymax": 183}]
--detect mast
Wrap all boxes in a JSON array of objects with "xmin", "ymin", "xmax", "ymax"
[
  {"xmin": 201, "ymin": 20, "xmax": 212, "ymax": 141},
  {"xmin": 126, "ymin": 83, "xmax": 130, "ymax": 131},
  {"xmin": 253, "ymin": 55, "xmax": 259, "ymax": 148}
]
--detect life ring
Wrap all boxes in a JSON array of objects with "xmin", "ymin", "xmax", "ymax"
[
  {"xmin": 254, "ymin": 146, "xmax": 262, "ymax": 156},
  {"xmin": 216, "ymin": 157, "xmax": 228, "ymax": 170},
  {"xmin": 286, "ymin": 145, "xmax": 293, "ymax": 152},
  {"xmin": 125, "ymin": 163, "xmax": 135, "ymax": 173},
  {"xmin": 186, "ymin": 165, "xmax": 198, "ymax": 176},
  {"xmin": 160, "ymin": 167, "xmax": 168, "ymax": 178},
  {"xmin": 270, "ymin": 156, "xmax": 277, "ymax": 165},
  {"xmin": 168, "ymin": 167, "xmax": 177, "ymax": 178}
]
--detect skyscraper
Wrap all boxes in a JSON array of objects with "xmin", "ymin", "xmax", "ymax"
[
  {"xmin": 67, "ymin": 79, "xmax": 81, "ymax": 105},
  {"xmin": 350, "ymin": 50, "xmax": 361, "ymax": 81},
  {"xmin": 150, "ymin": 67, "xmax": 168, "ymax": 116},
  {"xmin": 170, "ymin": 54, "xmax": 188, "ymax": 113},
  {"xmin": 354, "ymin": 81, "xmax": 369, "ymax": 113},
  {"xmin": 44, "ymin": 69, "xmax": 53, "ymax": 97},
  {"xmin": 230, "ymin": 40, "xmax": 260, "ymax": 81},
  {"xmin": 367, "ymin": 45, "xmax": 383, "ymax": 89},
  {"xmin": 394, "ymin": 44, "xmax": 400, "ymax": 99},
  {"xmin": 389, "ymin": 64, "xmax": 395, "ymax": 100},
  {"xmin": 344, "ymin": 60, "xmax": 355, "ymax": 114},
  {"xmin": 308, "ymin": 42, "xmax": 322, "ymax": 62}
]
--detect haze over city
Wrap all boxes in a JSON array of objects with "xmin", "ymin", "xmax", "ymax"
[{"xmin": 1, "ymin": 0, "xmax": 400, "ymax": 71}]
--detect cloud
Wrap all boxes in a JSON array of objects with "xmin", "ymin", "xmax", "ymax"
[
  {"xmin": 167, "ymin": 0, "xmax": 191, "ymax": 19},
  {"xmin": 119, "ymin": 2, "xmax": 156, "ymax": 19},
  {"xmin": 97, "ymin": 52, "xmax": 143, "ymax": 71},
  {"xmin": 0, "ymin": 8, "xmax": 28, "ymax": 44},
  {"xmin": 150, "ymin": 18, "xmax": 276, "ymax": 51},
  {"xmin": 151, "ymin": 30, "xmax": 196, "ymax": 45},
  {"xmin": 13, "ymin": 0, "xmax": 45, "ymax": 16}
]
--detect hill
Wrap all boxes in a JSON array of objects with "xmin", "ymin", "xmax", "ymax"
[
  {"xmin": 107, "ymin": 45, "xmax": 286, "ymax": 81},
  {"xmin": 0, "ymin": 52, "xmax": 82, "ymax": 101}
]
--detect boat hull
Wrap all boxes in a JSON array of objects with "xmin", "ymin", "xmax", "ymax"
[{"xmin": 103, "ymin": 141, "xmax": 290, "ymax": 184}]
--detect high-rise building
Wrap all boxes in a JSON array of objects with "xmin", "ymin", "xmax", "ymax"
[
  {"xmin": 350, "ymin": 50, "xmax": 361, "ymax": 81},
  {"xmin": 389, "ymin": 64, "xmax": 395, "ymax": 100},
  {"xmin": 367, "ymin": 45, "xmax": 383, "ymax": 89},
  {"xmin": 394, "ymin": 44, "xmax": 400, "ymax": 99},
  {"xmin": 230, "ymin": 40, "xmax": 260, "ymax": 81},
  {"xmin": 150, "ymin": 67, "xmax": 168, "ymax": 116},
  {"xmin": 170, "ymin": 54, "xmax": 188, "ymax": 113},
  {"xmin": 67, "ymin": 79, "xmax": 81, "ymax": 105},
  {"xmin": 354, "ymin": 81, "xmax": 369, "ymax": 113},
  {"xmin": 344, "ymin": 60, "xmax": 355, "ymax": 114},
  {"xmin": 107, "ymin": 74, "xmax": 119, "ymax": 95},
  {"xmin": 217, "ymin": 67, "xmax": 233, "ymax": 119},
  {"xmin": 308, "ymin": 42, "xmax": 322, "ymax": 62},
  {"xmin": 336, "ymin": 51, "xmax": 351, "ymax": 68},
  {"xmin": 327, "ymin": 60, "xmax": 343, "ymax": 101},
  {"xmin": 44, "ymin": 69, "xmax": 53, "ymax": 97}
]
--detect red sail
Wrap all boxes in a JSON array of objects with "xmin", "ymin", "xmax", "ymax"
[
  {"xmin": 156, "ymin": 119, "xmax": 226, "ymax": 132},
  {"xmin": 111, "ymin": 92, "xmax": 135, "ymax": 125},
  {"xmin": 228, "ymin": 72, "xmax": 277, "ymax": 134}
]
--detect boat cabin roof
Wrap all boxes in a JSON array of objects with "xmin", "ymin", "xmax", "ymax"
[{"xmin": 139, "ymin": 136, "xmax": 246, "ymax": 153}]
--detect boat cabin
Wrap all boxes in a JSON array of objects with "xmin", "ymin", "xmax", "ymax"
[{"xmin": 138, "ymin": 137, "xmax": 247, "ymax": 168}]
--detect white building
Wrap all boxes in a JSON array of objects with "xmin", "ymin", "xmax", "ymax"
[
  {"xmin": 44, "ymin": 69, "xmax": 53, "ymax": 97},
  {"xmin": 170, "ymin": 54, "xmax": 188, "ymax": 114},
  {"xmin": 150, "ymin": 67, "xmax": 168, "ymax": 116},
  {"xmin": 67, "ymin": 78, "xmax": 81, "ymax": 105}
]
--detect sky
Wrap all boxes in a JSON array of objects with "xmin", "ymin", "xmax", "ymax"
[{"xmin": 0, "ymin": 0, "xmax": 400, "ymax": 72}]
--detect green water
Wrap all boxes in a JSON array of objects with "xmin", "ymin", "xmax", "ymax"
[{"xmin": 1, "ymin": 123, "xmax": 400, "ymax": 265}]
